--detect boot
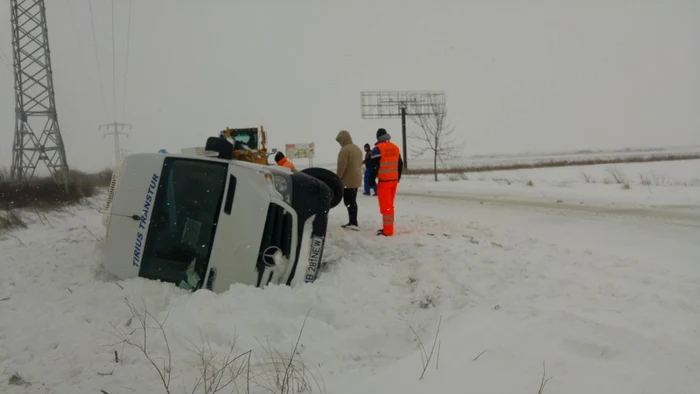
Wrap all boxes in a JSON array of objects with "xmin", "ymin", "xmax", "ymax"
[{"xmin": 342, "ymin": 223, "xmax": 359, "ymax": 231}]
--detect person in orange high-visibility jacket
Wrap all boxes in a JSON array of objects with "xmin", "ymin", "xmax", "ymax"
[
  {"xmin": 368, "ymin": 128, "xmax": 403, "ymax": 236},
  {"xmin": 274, "ymin": 151, "xmax": 296, "ymax": 170}
]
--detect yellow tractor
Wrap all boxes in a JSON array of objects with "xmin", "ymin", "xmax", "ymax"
[
  {"xmin": 216, "ymin": 125, "xmax": 276, "ymax": 165},
  {"xmin": 204, "ymin": 125, "xmax": 345, "ymax": 208}
]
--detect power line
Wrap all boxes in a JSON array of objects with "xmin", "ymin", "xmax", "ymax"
[
  {"xmin": 87, "ymin": 0, "xmax": 109, "ymax": 119},
  {"xmin": 65, "ymin": 0, "xmax": 83, "ymax": 52},
  {"xmin": 0, "ymin": 47, "xmax": 11, "ymax": 72},
  {"xmin": 122, "ymin": 0, "xmax": 133, "ymax": 120},
  {"xmin": 111, "ymin": 0, "xmax": 117, "ymax": 121}
]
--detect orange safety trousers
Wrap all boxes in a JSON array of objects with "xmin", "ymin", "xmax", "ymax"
[{"xmin": 377, "ymin": 180, "xmax": 398, "ymax": 236}]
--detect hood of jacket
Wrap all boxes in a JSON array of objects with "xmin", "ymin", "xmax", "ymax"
[
  {"xmin": 376, "ymin": 133, "xmax": 391, "ymax": 143},
  {"xmin": 335, "ymin": 130, "xmax": 363, "ymax": 189},
  {"xmin": 336, "ymin": 130, "xmax": 353, "ymax": 147}
]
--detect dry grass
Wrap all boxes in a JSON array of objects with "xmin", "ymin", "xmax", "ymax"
[
  {"xmin": 252, "ymin": 311, "xmax": 325, "ymax": 394},
  {"xmin": 581, "ymin": 172, "xmax": 595, "ymax": 183},
  {"xmin": 5, "ymin": 369, "xmax": 30, "ymax": 388},
  {"xmin": 447, "ymin": 173, "xmax": 469, "ymax": 182},
  {"xmin": 606, "ymin": 168, "xmax": 627, "ymax": 185},
  {"xmin": 538, "ymin": 361, "xmax": 553, "ymax": 394},
  {"xmin": 581, "ymin": 170, "xmax": 700, "ymax": 187},
  {"xmin": 1, "ymin": 167, "xmax": 112, "ymax": 233},
  {"xmin": 0, "ymin": 168, "xmax": 112, "ymax": 211},
  {"xmin": 111, "ymin": 301, "xmax": 324, "ymax": 394},
  {"xmin": 408, "ymin": 316, "xmax": 442, "ymax": 380},
  {"xmin": 404, "ymin": 153, "xmax": 700, "ymax": 175},
  {"xmin": 0, "ymin": 209, "xmax": 27, "ymax": 232}
]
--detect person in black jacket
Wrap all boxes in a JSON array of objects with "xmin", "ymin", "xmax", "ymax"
[{"xmin": 362, "ymin": 143, "xmax": 377, "ymax": 196}]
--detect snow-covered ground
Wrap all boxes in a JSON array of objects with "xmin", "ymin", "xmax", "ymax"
[
  {"xmin": 1, "ymin": 160, "xmax": 699, "ymax": 394},
  {"xmin": 403, "ymin": 144, "xmax": 700, "ymax": 170},
  {"xmin": 402, "ymin": 159, "xmax": 700, "ymax": 209},
  {"xmin": 304, "ymin": 145, "xmax": 700, "ymax": 171}
]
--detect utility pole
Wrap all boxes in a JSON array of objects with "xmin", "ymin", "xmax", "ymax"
[
  {"xmin": 10, "ymin": 0, "xmax": 70, "ymax": 187},
  {"xmin": 400, "ymin": 105, "xmax": 407, "ymax": 169},
  {"xmin": 100, "ymin": 121, "xmax": 131, "ymax": 164},
  {"xmin": 360, "ymin": 91, "xmax": 446, "ymax": 171}
]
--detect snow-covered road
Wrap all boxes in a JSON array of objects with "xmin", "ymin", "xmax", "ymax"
[
  {"xmin": 1, "ymin": 178, "xmax": 698, "ymax": 394},
  {"xmin": 399, "ymin": 189, "xmax": 700, "ymax": 227}
]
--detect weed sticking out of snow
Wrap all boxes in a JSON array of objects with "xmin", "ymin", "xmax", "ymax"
[
  {"xmin": 0, "ymin": 209, "xmax": 26, "ymax": 233},
  {"xmin": 108, "ymin": 299, "xmax": 323, "ymax": 394},
  {"xmin": 252, "ymin": 313, "xmax": 326, "ymax": 394},
  {"xmin": 606, "ymin": 167, "xmax": 627, "ymax": 184},
  {"xmin": 409, "ymin": 315, "xmax": 442, "ymax": 380},
  {"xmin": 6, "ymin": 370, "xmax": 30, "ymax": 387},
  {"xmin": 537, "ymin": 362, "xmax": 554, "ymax": 394},
  {"xmin": 447, "ymin": 173, "xmax": 469, "ymax": 182}
]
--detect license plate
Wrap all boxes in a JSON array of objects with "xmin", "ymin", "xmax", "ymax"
[{"xmin": 304, "ymin": 235, "xmax": 324, "ymax": 283}]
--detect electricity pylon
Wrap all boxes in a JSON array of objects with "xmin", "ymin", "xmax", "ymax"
[
  {"xmin": 100, "ymin": 121, "xmax": 131, "ymax": 165},
  {"xmin": 10, "ymin": 0, "xmax": 70, "ymax": 187}
]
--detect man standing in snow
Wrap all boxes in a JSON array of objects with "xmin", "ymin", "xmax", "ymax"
[
  {"xmin": 335, "ymin": 130, "xmax": 363, "ymax": 230},
  {"xmin": 362, "ymin": 143, "xmax": 377, "ymax": 196},
  {"xmin": 368, "ymin": 128, "xmax": 403, "ymax": 236}
]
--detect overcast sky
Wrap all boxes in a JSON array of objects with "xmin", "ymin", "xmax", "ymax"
[{"xmin": 0, "ymin": 0, "xmax": 698, "ymax": 172}]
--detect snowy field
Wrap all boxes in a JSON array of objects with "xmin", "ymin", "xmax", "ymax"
[
  {"xmin": 1, "ymin": 159, "xmax": 699, "ymax": 393},
  {"xmin": 303, "ymin": 145, "xmax": 700, "ymax": 171},
  {"xmin": 402, "ymin": 158, "xmax": 700, "ymax": 209}
]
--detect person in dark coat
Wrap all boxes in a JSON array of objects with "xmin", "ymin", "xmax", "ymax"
[{"xmin": 362, "ymin": 143, "xmax": 377, "ymax": 196}]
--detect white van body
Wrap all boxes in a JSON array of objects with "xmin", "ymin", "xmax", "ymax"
[{"xmin": 101, "ymin": 151, "xmax": 332, "ymax": 293}]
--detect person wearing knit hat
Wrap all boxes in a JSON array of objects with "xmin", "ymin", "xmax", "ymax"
[{"xmin": 367, "ymin": 128, "xmax": 403, "ymax": 236}]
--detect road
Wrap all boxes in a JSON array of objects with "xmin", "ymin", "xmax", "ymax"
[{"xmin": 398, "ymin": 189, "xmax": 700, "ymax": 228}]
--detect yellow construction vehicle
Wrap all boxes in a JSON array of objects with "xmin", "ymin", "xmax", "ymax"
[
  {"xmin": 218, "ymin": 125, "xmax": 275, "ymax": 165},
  {"xmin": 203, "ymin": 126, "xmax": 344, "ymax": 208}
]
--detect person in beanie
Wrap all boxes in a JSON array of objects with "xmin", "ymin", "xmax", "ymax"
[
  {"xmin": 335, "ymin": 130, "xmax": 363, "ymax": 230},
  {"xmin": 274, "ymin": 151, "xmax": 296, "ymax": 170},
  {"xmin": 368, "ymin": 128, "xmax": 403, "ymax": 236},
  {"xmin": 362, "ymin": 143, "xmax": 377, "ymax": 196}
]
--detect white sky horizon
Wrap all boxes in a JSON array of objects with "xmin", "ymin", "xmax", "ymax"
[{"xmin": 0, "ymin": 0, "xmax": 698, "ymax": 174}]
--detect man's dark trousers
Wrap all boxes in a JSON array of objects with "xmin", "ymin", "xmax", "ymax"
[
  {"xmin": 363, "ymin": 169, "xmax": 377, "ymax": 195},
  {"xmin": 344, "ymin": 188, "xmax": 358, "ymax": 226}
]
